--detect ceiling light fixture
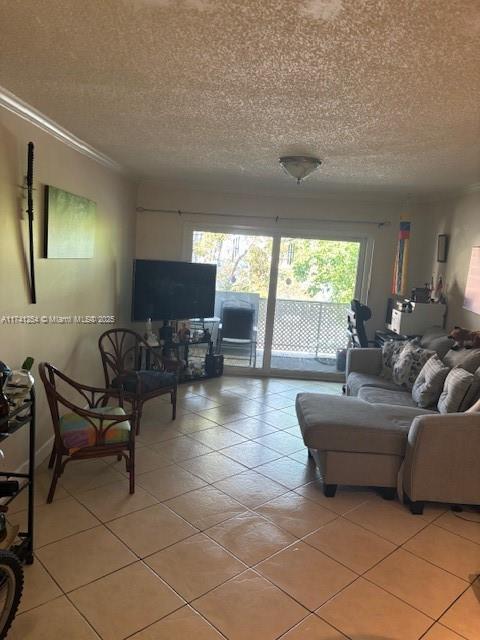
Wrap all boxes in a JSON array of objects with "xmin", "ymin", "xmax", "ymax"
[{"xmin": 279, "ymin": 155, "xmax": 322, "ymax": 184}]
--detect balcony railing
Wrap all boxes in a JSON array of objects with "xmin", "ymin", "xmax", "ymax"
[{"xmin": 257, "ymin": 298, "xmax": 349, "ymax": 356}]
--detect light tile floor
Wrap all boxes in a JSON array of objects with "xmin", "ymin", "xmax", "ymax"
[{"xmin": 9, "ymin": 376, "xmax": 480, "ymax": 640}]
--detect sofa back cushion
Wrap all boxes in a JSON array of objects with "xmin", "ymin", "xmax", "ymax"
[
  {"xmin": 419, "ymin": 327, "xmax": 453, "ymax": 359},
  {"xmin": 437, "ymin": 367, "xmax": 475, "ymax": 413},
  {"xmin": 412, "ymin": 354, "xmax": 450, "ymax": 408},
  {"xmin": 443, "ymin": 348, "xmax": 480, "ymax": 372}
]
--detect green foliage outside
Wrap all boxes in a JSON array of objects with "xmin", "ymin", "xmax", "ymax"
[{"xmin": 192, "ymin": 232, "xmax": 360, "ymax": 303}]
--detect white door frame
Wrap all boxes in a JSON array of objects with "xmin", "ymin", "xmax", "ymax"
[{"xmin": 183, "ymin": 220, "xmax": 374, "ymax": 380}]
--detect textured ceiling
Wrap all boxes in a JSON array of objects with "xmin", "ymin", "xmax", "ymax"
[{"xmin": 1, "ymin": 0, "xmax": 479, "ymax": 195}]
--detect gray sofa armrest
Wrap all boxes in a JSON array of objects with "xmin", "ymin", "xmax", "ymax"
[
  {"xmin": 403, "ymin": 413, "xmax": 480, "ymax": 505},
  {"xmin": 346, "ymin": 348, "xmax": 382, "ymax": 378}
]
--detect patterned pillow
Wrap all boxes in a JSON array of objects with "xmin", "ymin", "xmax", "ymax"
[
  {"xmin": 412, "ymin": 354, "xmax": 450, "ymax": 408},
  {"xmin": 392, "ymin": 343, "xmax": 434, "ymax": 389},
  {"xmin": 392, "ymin": 343, "xmax": 414, "ymax": 386},
  {"xmin": 437, "ymin": 368, "xmax": 475, "ymax": 414},
  {"xmin": 381, "ymin": 340, "xmax": 406, "ymax": 379},
  {"xmin": 406, "ymin": 346, "xmax": 435, "ymax": 389}
]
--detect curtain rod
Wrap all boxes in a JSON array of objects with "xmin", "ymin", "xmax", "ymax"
[{"xmin": 136, "ymin": 206, "xmax": 390, "ymax": 228}]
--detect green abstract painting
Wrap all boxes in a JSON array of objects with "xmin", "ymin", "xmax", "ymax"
[{"xmin": 44, "ymin": 185, "xmax": 96, "ymax": 258}]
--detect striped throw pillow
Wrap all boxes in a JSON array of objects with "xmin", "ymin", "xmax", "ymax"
[
  {"xmin": 412, "ymin": 354, "xmax": 450, "ymax": 408},
  {"xmin": 437, "ymin": 368, "xmax": 475, "ymax": 414}
]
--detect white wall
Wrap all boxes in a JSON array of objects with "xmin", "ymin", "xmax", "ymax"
[
  {"xmin": 409, "ymin": 189, "xmax": 480, "ymax": 331},
  {"xmin": 0, "ymin": 107, "xmax": 137, "ymax": 470},
  {"xmin": 136, "ymin": 182, "xmax": 409, "ymax": 338}
]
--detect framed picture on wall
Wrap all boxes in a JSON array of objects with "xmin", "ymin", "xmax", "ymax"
[
  {"xmin": 437, "ymin": 234, "xmax": 449, "ymax": 263},
  {"xmin": 43, "ymin": 185, "xmax": 96, "ymax": 258},
  {"xmin": 464, "ymin": 246, "xmax": 480, "ymax": 315}
]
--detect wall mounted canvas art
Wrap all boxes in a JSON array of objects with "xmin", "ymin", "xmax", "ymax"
[
  {"xmin": 44, "ymin": 185, "xmax": 96, "ymax": 258},
  {"xmin": 464, "ymin": 246, "xmax": 480, "ymax": 315}
]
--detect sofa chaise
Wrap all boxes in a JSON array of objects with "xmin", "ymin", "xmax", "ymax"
[{"xmin": 296, "ymin": 330, "xmax": 480, "ymax": 514}]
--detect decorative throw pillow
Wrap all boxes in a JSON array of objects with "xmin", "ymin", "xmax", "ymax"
[
  {"xmin": 459, "ymin": 366, "xmax": 480, "ymax": 411},
  {"xmin": 443, "ymin": 348, "xmax": 480, "ymax": 372},
  {"xmin": 437, "ymin": 367, "xmax": 475, "ymax": 414},
  {"xmin": 392, "ymin": 343, "xmax": 415, "ymax": 386},
  {"xmin": 412, "ymin": 354, "xmax": 450, "ymax": 408},
  {"xmin": 391, "ymin": 343, "xmax": 433, "ymax": 388},
  {"xmin": 381, "ymin": 340, "xmax": 406, "ymax": 379},
  {"xmin": 406, "ymin": 346, "xmax": 435, "ymax": 389}
]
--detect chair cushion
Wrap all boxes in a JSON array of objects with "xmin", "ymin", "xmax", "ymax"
[
  {"xmin": 60, "ymin": 406, "xmax": 130, "ymax": 453},
  {"xmin": 113, "ymin": 370, "xmax": 176, "ymax": 394},
  {"xmin": 358, "ymin": 386, "xmax": 417, "ymax": 408},
  {"xmin": 437, "ymin": 368, "xmax": 475, "ymax": 414},
  {"xmin": 412, "ymin": 354, "xmax": 450, "ymax": 408},
  {"xmin": 346, "ymin": 372, "xmax": 400, "ymax": 397}
]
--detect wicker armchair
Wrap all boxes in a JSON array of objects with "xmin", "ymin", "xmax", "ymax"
[
  {"xmin": 39, "ymin": 362, "xmax": 136, "ymax": 503},
  {"xmin": 98, "ymin": 329, "xmax": 177, "ymax": 434}
]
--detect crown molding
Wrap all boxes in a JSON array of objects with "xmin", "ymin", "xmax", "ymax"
[{"xmin": 0, "ymin": 87, "xmax": 124, "ymax": 173}]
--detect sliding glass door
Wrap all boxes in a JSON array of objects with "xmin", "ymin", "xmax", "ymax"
[
  {"xmin": 191, "ymin": 227, "xmax": 366, "ymax": 377},
  {"xmin": 192, "ymin": 230, "xmax": 273, "ymax": 369},
  {"xmin": 271, "ymin": 237, "xmax": 361, "ymax": 374}
]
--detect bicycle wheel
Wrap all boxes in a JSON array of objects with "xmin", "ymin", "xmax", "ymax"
[{"xmin": 0, "ymin": 550, "xmax": 23, "ymax": 639}]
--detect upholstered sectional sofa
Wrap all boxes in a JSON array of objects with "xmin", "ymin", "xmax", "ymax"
[{"xmin": 296, "ymin": 329, "xmax": 480, "ymax": 513}]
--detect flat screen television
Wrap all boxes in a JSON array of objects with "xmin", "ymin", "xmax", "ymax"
[{"xmin": 132, "ymin": 259, "xmax": 217, "ymax": 321}]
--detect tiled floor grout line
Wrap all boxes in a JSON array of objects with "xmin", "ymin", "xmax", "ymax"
[
  {"xmin": 116, "ymin": 383, "xmax": 478, "ymax": 638},
  {"xmin": 26, "ymin": 462, "xmax": 479, "ymax": 630},
  {"xmin": 41, "ymin": 592, "xmax": 104, "ymax": 640},
  {"xmin": 267, "ymin": 609, "xmax": 313, "ymax": 640},
  {"xmin": 121, "ymin": 604, "xmax": 231, "ymax": 640},
  {"xmin": 84, "ymin": 439, "xmax": 446, "ymax": 560},
  {"xmin": 65, "ymin": 577, "xmax": 186, "ymax": 640},
  {"xmin": 238, "ymin": 513, "xmax": 454, "ymax": 627},
  {"xmin": 15, "ymin": 380, "xmax": 477, "ymax": 639},
  {"xmin": 87, "ymin": 443, "xmax": 317, "ymax": 634},
  {"xmin": 27, "ymin": 446, "xmax": 480, "ymax": 573},
  {"xmin": 430, "ymin": 513, "xmax": 480, "ymax": 547},
  {"xmin": 22, "ymin": 531, "xmax": 474, "ymax": 638},
  {"xmin": 418, "ymin": 621, "xmax": 471, "ymax": 640}
]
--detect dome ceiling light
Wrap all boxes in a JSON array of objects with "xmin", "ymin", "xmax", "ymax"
[{"xmin": 279, "ymin": 156, "xmax": 322, "ymax": 184}]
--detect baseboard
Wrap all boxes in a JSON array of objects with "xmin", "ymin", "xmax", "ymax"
[{"xmin": 14, "ymin": 436, "xmax": 54, "ymax": 475}]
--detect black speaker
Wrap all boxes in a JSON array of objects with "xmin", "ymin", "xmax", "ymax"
[{"xmin": 205, "ymin": 354, "xmax": 224, "ymax": 377}]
